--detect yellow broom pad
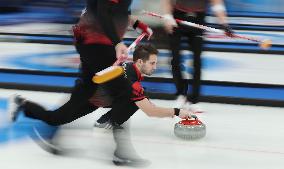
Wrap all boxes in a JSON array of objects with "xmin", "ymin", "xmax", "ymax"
[{"xmin": 92, "ymin": 66, "xmax": 124, "ymax": 84}]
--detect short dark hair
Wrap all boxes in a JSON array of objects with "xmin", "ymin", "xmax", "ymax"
[{"xmin": 133, "ymin": 44, "xmax": 158, "ymax": 62}]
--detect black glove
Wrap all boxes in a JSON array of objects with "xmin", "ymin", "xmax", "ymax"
[{"xmin": 221, "ymin": 24, "xmax": 234, "ymax": 37}]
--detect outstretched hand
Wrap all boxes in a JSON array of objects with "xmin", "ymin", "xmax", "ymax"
[{"xmin": 178, "ymin": 109, "xmax": 196, "ymax": 119}]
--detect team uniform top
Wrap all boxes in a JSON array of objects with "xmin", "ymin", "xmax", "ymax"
[
  {"xmin": 90, "ymin": 62, "xmax": 146, "ymax": 107},
  {"xmin": 174, "ymin": 0, "xmax": 208, "ymax": 12},
  {"xmin": 75, "ymin": 0, "xmax": 132, "ymax": 45},
  {"xmin": 122, "ymin": 62, "xmax": 146, "ymax": 102}
]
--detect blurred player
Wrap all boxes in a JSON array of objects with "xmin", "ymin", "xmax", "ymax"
[
  {"xmin": 91, "ymin": 44, "xmax": 196, "ymax": 166},
  {"xmin": 92, "ymin": 44, "xmax": 195, "ymax": 129},
  {"xmin": 8, "ymin": 0, "xmax": 153, "ymax": 167},
  {"xmin": 161, "ymin": 0, "xmax": 234, "ymax": 112},
  {"xmin": 8, "ymin": 44, "xmax": 194, "ymax": 167}
]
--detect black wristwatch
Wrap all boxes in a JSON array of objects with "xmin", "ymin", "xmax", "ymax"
[{"xmin": 174, "ymin": 108, "xmax": 180, "ymax": 116}]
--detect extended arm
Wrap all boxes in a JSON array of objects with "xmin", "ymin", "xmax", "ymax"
[
  {"xmin": 135, "ymin": 98, "xmax": 191, "ymax": 118},
  {"xmin": 210, "ymin": 0, "xmax": 234, "ymax": 36}
]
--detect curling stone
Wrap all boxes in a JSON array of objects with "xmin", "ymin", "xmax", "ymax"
[{"xmin": 174, "ymin": 115, "xmax": 206, "ymax": 140}]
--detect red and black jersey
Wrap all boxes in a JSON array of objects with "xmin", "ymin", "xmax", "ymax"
[
  {"xmin": 173, "ymin": 0, "xmax": 208, "ymax": 13},
  {"xmin": 75, "ymin": 0, "xmax": 132, "ymax": 45},
  {"xmin": 170, "ymin": 0, "xmax": 207, "ymax": 35},
  {"xmin": 122, "ymin": 62, "xmax": 146, "ymax": 102},
  {"xmin": 90, "ymin": 62, "xmax": 146, "ymax": 107}
]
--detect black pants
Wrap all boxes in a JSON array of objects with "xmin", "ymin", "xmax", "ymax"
[
  {"xmin": 97, "ymin": 99, "xmax": 139, "ymax": 125},
  {"xmin": 22, "ymin": 44, "xmax": 132, "ymax": 126},
  {"xmin": 169, "ymin": 10, "xmax": 205, "ymax": 104}
]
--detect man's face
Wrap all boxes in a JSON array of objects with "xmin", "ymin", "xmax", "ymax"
[{"xmin": 140, "ymin": 54, "xmax": 157, "ymax": 76}]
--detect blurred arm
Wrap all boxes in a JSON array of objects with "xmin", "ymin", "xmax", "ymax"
[
  {"xmin": 161, "ymin": 0, "xmax": 174, "ymax": 14},
  {"xmin": 135, "ymin": 98, "xmax": 175, "ymax": 117},
  {"xmin": 135, "ymin": 98, "xmax": 192, "ymax": 119},
  {"xmin": 97, "ymin": 0, "xmax": 121, "ymax": 46},
  {"xmin": 210, "ymin": 0, "xmax": 228, "ymax": 25},
  {"xmin": 210, "ymin": 0, "xmax": 234, "ymax": 36},
  {"xmin": 161, "ymin": 0, "xmax": 177, "ymax": 33}
]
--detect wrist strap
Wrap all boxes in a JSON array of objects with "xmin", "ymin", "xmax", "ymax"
[
  {"xmin": 174, "ymin": 108, "xmax": 180, "ymax": 116},
  {"xmin": 133, "ymin": 20, "xmax": 140, "ymax": 29},
  {"xmin": 211, "ymin": 4, "xmax": 226, "ymax": 13}
]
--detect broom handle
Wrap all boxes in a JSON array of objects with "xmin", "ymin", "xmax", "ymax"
[
  {"xmin": 113, "ymin": 33, "xmax": 147, "ymax": 66},
  {"xmin": 143, "ymin": 11, "xmax": 264, "ymax": 43}
]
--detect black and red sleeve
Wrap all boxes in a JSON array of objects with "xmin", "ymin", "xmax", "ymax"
[
  {"xmin": 131, "ymin": 81, "xmax": 146, "ymax": 101},
  {"xmin": 96, "ymin": 0, "xmax": 121, "ymax": 46}
]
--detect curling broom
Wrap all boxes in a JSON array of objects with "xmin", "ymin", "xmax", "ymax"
[
  {"xmin": 143, "ymin": 11, "xmax": 272, "ymax": 50},
  {"xmin": 92, "ymin": 33, "xmax": 147, "ymax": 84}
]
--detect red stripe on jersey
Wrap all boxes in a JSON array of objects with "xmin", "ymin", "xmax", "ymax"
[
  {"xmin": 131, "ymin": 81, "xmax": 145, "ymax": 101},
  {"xmin": 83, "ymin": 32, "xmax": 113, "ymax": 45},
  {"xmin": 132, "ymin": 64, "xmax": 143, "ymax": 81}
]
